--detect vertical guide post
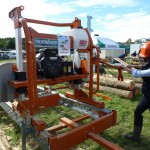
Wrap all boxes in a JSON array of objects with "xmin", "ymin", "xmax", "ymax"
[
  {"xmin": 15, "ymin": 28, "xmax": 23, "ymax": 71},
  {"xmin": 15, "ymin": 27, "xmax": 25, "ymax": 101},
  {"xmin": 86, "ymin": 15, "xmax": 93, "ymax": 81},
  {"xmin": 87, "ymin": 15, "xmax": 96, "ymax": 73},
  {"xmin": 8, "ymin": 6, "xmax": 27, "ymax": 150},
  {"xmin": 15, "ymin": 25, "xmax": 27, "ymax": 150}
]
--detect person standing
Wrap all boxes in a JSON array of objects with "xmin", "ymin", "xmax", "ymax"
[
  {"xmin": 123, "ymin": 41, "xmax": 150, "ymax": 142},
  {"xmin": 131, "ymin": 50, "xmax": 137, "ymax": 57}
]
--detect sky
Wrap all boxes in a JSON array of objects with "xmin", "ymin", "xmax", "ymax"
[{"xmin": 1, "ymin": 0, "xmax": 150, "ymax": 43}]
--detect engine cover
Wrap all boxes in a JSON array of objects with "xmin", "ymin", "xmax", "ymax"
[{"xmin": 40, "ymin": 56, "xmax": 62, "ymax": 78}]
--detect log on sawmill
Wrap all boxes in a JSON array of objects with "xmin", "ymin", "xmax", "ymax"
[
  {"xmin": 83, "ymin": 83, "xmax": 133, "ymax": 99},
  {"xmin": 93, "ymin": 75, "xmax": 135, "ymax": 91}
]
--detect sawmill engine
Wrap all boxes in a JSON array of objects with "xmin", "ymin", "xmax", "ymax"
[
  {"xmin": 36, "ymin": 48, "xmax": 73, "ymax": 78},
  {"xmin": 35, "ymin": 28, "xmax": 89, "ymax": 78}
]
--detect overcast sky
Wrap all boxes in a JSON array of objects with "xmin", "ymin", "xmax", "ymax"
[{"xmin": 1, "ymin": 0, "xmax": 150, "ymax": 42}]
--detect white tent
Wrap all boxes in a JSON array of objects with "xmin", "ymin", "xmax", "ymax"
[
  {"xmin": 130, "ymin": 44, "xmax": 141, "ymax": 56},
  {"xmin": 96, "ymin": 37, "xmax": 125, "ymax": 63}
]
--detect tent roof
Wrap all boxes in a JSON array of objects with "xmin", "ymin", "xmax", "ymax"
[{"xmin": 97, "ymin": 37, "xmax": 125, "ymax": 49}]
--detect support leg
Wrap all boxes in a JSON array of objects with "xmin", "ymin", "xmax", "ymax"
[{"xmin": 21, "ymin": 122, "xmax": 26, "ymax": 150}]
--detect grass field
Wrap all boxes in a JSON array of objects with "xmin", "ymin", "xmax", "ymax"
[{"xmin": 0, "ymin": 60, "xmax": 150, "ymax": 150}]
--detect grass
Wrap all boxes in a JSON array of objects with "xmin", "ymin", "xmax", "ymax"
[
  {"xmin": 0, "ymin": 59, "xmax": 16, "ymax": 63},
  {"xmin": 1, "ymin": 89, "xmax": 150, "ymax": 150},
  {"xmin": 0, "ymin": 60, "xmax": 150, "ymax": 150}
]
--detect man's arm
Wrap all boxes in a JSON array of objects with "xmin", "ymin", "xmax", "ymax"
[
  {"xmin": 132, "ymin": 68, "xmax": 150, "ymax": 77},
  {"xmin": 124, "ymin": 67, "xmax": 150, "ymax": 77}
]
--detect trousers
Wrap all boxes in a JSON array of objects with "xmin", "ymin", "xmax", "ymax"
[{"xmin": 134, "ymin": 96, "xmax": 150, "ymax": 127}]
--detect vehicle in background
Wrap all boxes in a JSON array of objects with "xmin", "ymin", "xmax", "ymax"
[
  {"xmin": 0, "ymin": 51, "xmax": 9, "ymax": 60},
  {"xmin": 9, "ymin": 50, "xmax": 16, "ymax": 59},
  {"xmin": 0, "ymin": 50, "xmax": 26, "ymax": 60}
]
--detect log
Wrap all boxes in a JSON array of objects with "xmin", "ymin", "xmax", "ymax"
[
  {"xmin": 101, "ymin": 75, "xmax": 135, "ymax": 85},
  {"xmin": 93, "ymin": 75, "xmax": 135, "ymax": 91},
  {"xmin": 83, "ymin": 83, "xmax": 133, "ymax": 99},
  {"xmin": 135, "ymin": 83, "xmax": 142, "ymax": 89},
  {"xmin": 125, "ymin": 77, "xmax": 143, "ymax": 84},
  {"xmin": 133, "ymin": 87, "xmax": 140, "ymax": 96}
]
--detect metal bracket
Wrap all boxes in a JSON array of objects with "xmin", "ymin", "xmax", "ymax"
[
  {"xmin": 0, "ymin": 102, "xmax": 24, "ymax": 126},
  {"xmin": 59, "ymin": 95, "xmax": 111, "ymax": 119}
]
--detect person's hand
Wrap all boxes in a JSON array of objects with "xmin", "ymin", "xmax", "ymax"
[
  {"xmin": 124, "ymin": 64, "xmax": 131, "ymax": 68},
  {"xmin": 123, "ymin": 66, "xmax": 135, "ymax": 74},
  {"xmin": 121, "ymin": 64, "xmax": 131, "ymax": 69},
  {"xmin": 123, "ymin": 67, "xmax": 132, "ymax": 74}
]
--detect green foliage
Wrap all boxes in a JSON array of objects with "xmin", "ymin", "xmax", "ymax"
[{"xmin": 0, "ymin": 37, "xmax": 25, "ymax": 50}]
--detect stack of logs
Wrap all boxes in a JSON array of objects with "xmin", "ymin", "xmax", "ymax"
[{"xmin": 83, "ymin": 75, "xmax": 143, "ymax": 99}]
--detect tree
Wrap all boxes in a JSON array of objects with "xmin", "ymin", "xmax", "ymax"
[
  {"xmin": 125, "ymin": 38, "xmax": 133, "ymax": 44},
  {"xmin": 0, "ymin": 37, "xmax": 24, "ymax": 50}
]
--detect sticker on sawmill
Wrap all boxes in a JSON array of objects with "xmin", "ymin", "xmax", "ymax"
[
  {"xmin": 34, "ymin": 38, "xmax": 58, "ymax": 48},
  {"xmin": 57, "ymin": 35, "xmax": 70, "ymax": 56},
  {"xmin": 79, "ymin": 40, "xmax": 87, "ymax": 46}
]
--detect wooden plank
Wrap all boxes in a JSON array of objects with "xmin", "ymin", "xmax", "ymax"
[
  {"xmin": 114, "ymin": 58, "xmax": 128, "ymax": 67},
  {"xmin": 60, "ymin": 117, "xmax": 79, "ymax": 128},
  {"xmin": 0, "ymin": 129, "xmax": 12, "ymax": 150},
  {"xmin": 45, "ymin": 115, "xmax": 90, "ymax": 133}
]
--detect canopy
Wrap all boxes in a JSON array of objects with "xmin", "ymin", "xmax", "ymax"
[
  {"xmin": 97, "ymin": 37, "xmax": 125, "ymax": 49},
  {"xmin": 95, "ymin": 37, "xmax": 125, "ymax": 63}
]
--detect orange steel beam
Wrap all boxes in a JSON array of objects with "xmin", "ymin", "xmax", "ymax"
[
  {"xmin": 9, "ymin": 5, "xmax": 81, "ymax": 29},
  {"xmin": 8, "ymin": 74, "xmax": 87, "ymax": 88},
  {"xmin": 25, "ymin": 17, "xmax": 81, "ymax": 29},
  {"xmin": 60, "ymin": 117, "xmax": 124, "ymax": 150},
  {"xmin": 15, "ymin": 18, "xmax": 37, "ymax": 115},
  {"xmin": 11, "ymin": 93, "xmax": 61, "ymax": 115},
  {"xmin": 32, "ymin": 119, "xmax": 46, "ymax": 132},
  {"xmin": 37, "ymin": 94, "xmax": 61, "ymax": 111},
  {"xmin": 88, "ymin": 133, "xmax": 124, "ymax": 150},
  {"xmin": 49, "ymin": 110, "xmax": 117, "ymax": 150},
  {"xmin": 83, "ymin": 29, "xmax": 96, "ymax": 100},
  {"xmin": 95, "ymin": 93, "xmax": 112, "ymax": 100}
]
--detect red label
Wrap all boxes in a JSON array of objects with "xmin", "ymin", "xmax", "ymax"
[{"xmin": 79, "ymin": 40, "xmax": 87, "ymax": 46}]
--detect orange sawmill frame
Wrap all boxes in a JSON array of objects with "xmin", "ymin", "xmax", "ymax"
[
  {"xmin": 9, "ymin": 5, "xmax": 103, "ymax": 116},
  {"xmin": 7, "ymin": 5, "xmax": 124, "ymax": 150}
]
